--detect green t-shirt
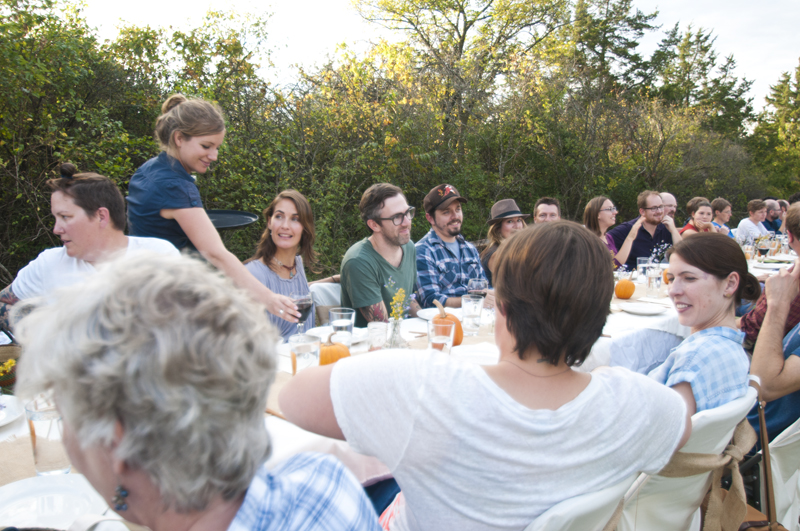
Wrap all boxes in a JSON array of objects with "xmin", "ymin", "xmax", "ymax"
[{"xmin": 340, "ymin": 238, "xmax": 417, "ymax": 328}]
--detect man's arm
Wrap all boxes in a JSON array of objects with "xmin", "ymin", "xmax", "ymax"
[
  {"xmin": 0, "ymin": 284, "xmax": 19, "ymax": 332},
  {"xmin": 359, "ymin": 301, "xmax": 389, "ymax": 323},
  {"xmin": 751, "ymin": 262, "xmax": 800, "ymax": 401},
  {"xmin": 280, "ymin": 364, "xmax": 345, "ymax": 440}
]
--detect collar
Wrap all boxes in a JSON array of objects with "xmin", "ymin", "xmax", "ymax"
[
  {"xmin": 683, "ymin": 326, "xmax": 744, "ymax": 344},
  {"xmin": 426, "ymin": 228, "xmax": 465, "ymax": 247}
]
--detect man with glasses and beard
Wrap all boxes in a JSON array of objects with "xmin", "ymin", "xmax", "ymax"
[
  {"xmin": 340, "ymin": 183, "xmax": 420, "ymax": 328},
  {"xmin": 416, "ymin": 184, "xmax": 490, "ymax": 308},
  {"xmin": 608, "ymin": 190, "xmax": 683, "ymax": 271}
]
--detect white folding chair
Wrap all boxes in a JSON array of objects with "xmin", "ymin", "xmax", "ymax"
[
  {"xmin": 761, "ymin": 416, "xmax": 800, "ymax": 531},
  {"xmin": 525, "ymin": 473, "xmax": 639, "ymax": 531},
  {"xmin": 308, "ymin": 282, "xmax": 341, "ymax": 325},
  {"xmin": 618, "ymin": 387, "xmax": 758, "ymax": 531}
]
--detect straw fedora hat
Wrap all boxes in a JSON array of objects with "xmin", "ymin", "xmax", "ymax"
[{"xmin": 488, "ymin": 199, "xmax": 531, "ymax": 223}]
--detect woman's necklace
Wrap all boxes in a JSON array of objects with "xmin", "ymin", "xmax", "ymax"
[
  {"xmin": 500, "ymin": 360, "xmax": 572, "ymax": 378},
  {"xmin": 272, "ymin": 257, "xmax": 297, "ymax": 279}
]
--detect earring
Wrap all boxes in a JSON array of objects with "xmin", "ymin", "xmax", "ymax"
[{"xmin": 113, "ymin": 485, "xmax": 129, "ymax": 511}]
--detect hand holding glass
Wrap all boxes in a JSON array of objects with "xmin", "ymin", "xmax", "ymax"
[{"xmin": 291, "ymin": 291, "xmax": 313, "ymax": 334}]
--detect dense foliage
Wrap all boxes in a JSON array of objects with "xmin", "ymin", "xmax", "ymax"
[{"xmin": 1, "ymin": 0, "xmax": 797, "ymax": 283}]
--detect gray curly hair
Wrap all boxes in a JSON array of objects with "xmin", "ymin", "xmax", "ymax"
[{"xmin": 14, "ymin": 252, "xmax": 278, "ymax": 511}]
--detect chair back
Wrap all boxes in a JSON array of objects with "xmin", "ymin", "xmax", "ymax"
[
  {"xmin": 524, "ymin": 473, "xmax": 638, "ymax": 531},
  {"xmin": 764, "ymin": 415, "xmax": 800, "ymax": 530},
  {"xmin": 618, "ymin": 387, "xmax": 758, "ymax": 531},
  {"xmin": 309, "ymin": 283, "xmax": 342, "ymax": 325}
]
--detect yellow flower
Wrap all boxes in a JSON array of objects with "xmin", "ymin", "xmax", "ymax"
[
  {"xmin": 391, "ymin": 288, "xmax": 406, "ymax": 320},
  {"xmin": 0, "ymin": 359, "xmax": 15, "ymax": 377}
]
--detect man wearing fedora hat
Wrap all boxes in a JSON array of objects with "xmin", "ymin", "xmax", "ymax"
[
  {"xmin": 481, "ymin": 199, "xmax": 531, "ymax": 287},
  {"xmin": 416, "ymin": 184, "xmax": 489, "ymax": 308}
]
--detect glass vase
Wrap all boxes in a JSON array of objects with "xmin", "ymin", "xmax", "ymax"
[{"xmin": 385, "ymin": 318, "xmax": 408, "ymax": 349}]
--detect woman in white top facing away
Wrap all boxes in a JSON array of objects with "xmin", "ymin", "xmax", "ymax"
[
  {"xmin": 126, "ymin": 94, "xmax": 299, "ymax": 322},
  {"xmin": 280, "ymin": 221, "xmax": 693, "ymax": 531},
  {"xmin": 245, "ymin": 190, "xmax": 319, "ymax": 339}
]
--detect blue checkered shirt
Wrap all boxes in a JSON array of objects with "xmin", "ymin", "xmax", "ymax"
[
  {"xmin": 415, "ymin": 229, "xmax": 487, "ymax": 308},
  {"xmin": 648, "ymin": 327, "xmax": 750, "ymax": 412},
  {"xmin": 227, "ymin": 453, "xmax": 381, "ymax": 531}
]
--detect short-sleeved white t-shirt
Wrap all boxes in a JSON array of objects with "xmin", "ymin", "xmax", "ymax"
[
  {"xmin": 737, "ymin": 218, "xmax": 768, "ymax": 240},
  {"xmin": 331, "ymin": 350, "xmax": 686, "ymax": 531},
  {"xmin": 11, "ymin": 236, "xmax": 178, "ymax": 300}
]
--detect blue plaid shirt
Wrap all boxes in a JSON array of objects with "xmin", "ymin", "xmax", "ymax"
[
  {"xmin": 648, "ymin": 327, "xmax": 750, "ymax": 412},
  {"xmin": 227, "ymin": 453, "xmax": 381, "ymax": 531},
  {"xmin": 415, "ymin": 229, "xmax": 487, "ymax": 308}
]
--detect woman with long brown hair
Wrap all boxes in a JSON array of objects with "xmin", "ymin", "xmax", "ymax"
[
  {"xmin": 480, "ymin": 199, "xmax": 529, "ymax": 287},
  {"xmin": 245, "ymin": 190, "xmax": 319, "ymax": 338},
  {"xmin": 583, "ymin": 195, "xmax": 641, "ymax": 269}
]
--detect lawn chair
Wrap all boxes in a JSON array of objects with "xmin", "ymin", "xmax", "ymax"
[{"xmin": 618, "ymin": 386, "xmax": 758, "ymax": 531}]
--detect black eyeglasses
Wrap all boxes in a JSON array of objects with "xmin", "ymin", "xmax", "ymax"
[
  {"xmin": 376, "ymin": 207, "xmax": 416, "ymax": 226},
  {"xmin": 642, "ymin": 205, "xmax": 664, "ymax": 211}
]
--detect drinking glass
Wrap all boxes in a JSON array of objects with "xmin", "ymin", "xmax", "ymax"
[
  {"xmin": 25, "ymin": 393, "xmax": 71, "ymax": 475},
  {"xmin": 646, "ymin": 266, "xmax": 662, "ymax": 298},
  {"xmin": 756, "ymin": 242, "xmax": 770, "ymax": 263},
  {"xmin": 428, "ymin": 320, "xmax": 455, "ymax": 354},
  {"xmin": 329, "ymin": 308, "xmax": 356, "ymax": 345},
  {"xmin": 461, "ymin": 294, "xmax": 483, "ymax": 336},
  {"xmin": 636, "ymin": 257, "xmax": 651, "ymax": 283},
  {"xmin": 288, "ymin": 334, "xmax": 321, "ymax": 375},
  {"xmin": 468, "ymin": 279, "xmax": 489, "ymax": 301},
  {"xmin": 291, "ymin": 292, "xmax": 314, "ymax": 334},
  {"xmin": 367, "ymin": 321, "xmax": 388, "ymax": 352}
]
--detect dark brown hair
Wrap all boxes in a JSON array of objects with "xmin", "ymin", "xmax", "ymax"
[
  {"xmin": 583, "ymin": 196, "xmax": 610, "ymax": 237},
  {"xmin": 711, "ymin": 198, "xmax": 731, "ymax": 217},
  {"xmin": 493, "ymin": 221, "xmax": 614, "ymax": 366},
  {"xmin": 667, "ymin": 233, "xmax": 761, "ymax": 306},
  {"xmin": 47, "ymin": 163, "xmax": 126, "ymax": 231},
  {"xmin": 359, "ymin": 183, "xmax": 404, "ymax": 232},
  {"xmin": 686, "ymin": 197, "xmax": 711, "ymax": 219},
  {"xmin": 534, "ymin": 197, "xmax": 560, "ymax": 217},
  {"xmin": 154, "ymin": 94, "xmax": 225, "ymax": 153},
  {"xmin": 249, "ymin": 190, "xmax": 319, "ymax": 273}
]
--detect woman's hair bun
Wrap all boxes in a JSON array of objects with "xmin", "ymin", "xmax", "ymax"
[
  {"xmin": 58, "ymin": 163, "xmax": 78, "ymax": 178},
  {"xmin": 161, "ymin": 94, "xmax": 188, "ymax": 115},
  {"xmin": 741, "ymin": 272, "xmax": 762, "ymax": 302}
]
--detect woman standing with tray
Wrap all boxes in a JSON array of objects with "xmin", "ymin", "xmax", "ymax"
[
  {"xmin": 127, "ymin": 94, "xmax": 298, "ymax": 322},
  {"xmin": 245, "ymin": 190, "xmax": 318, "ymax": 339}
]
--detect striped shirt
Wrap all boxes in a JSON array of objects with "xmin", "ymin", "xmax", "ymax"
[{"xmin": 415, "ymin": 229, "xmax": 486, "ymax": 308}]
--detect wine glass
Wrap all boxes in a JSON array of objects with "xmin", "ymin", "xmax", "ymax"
[
  {"xmin": 468, "ymin": 278, "xmax": 488, "ymax": 299},
  {"xmin": 291, "ymin": 292, "xmax": 313, "ymax": 334},
  {"xmin": 756, "ymin": 241, "xmax": 770, "ymax": 263}
]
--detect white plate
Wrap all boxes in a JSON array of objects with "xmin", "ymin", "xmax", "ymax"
[
  {"xmin": 618, "ymin": 303, "xmax": 667, "ymax": 316},
  {"xmin": 752, "ymin": 262, "xmax": 788, "ymax": 270},
  {"xmin": 771, "ymin": 253, "xmax": 796, "ymax": 262},
  {"xmin": 0, "ymin": 395, "xmax": 22, "ymax": 427},
  {"xmin": 417, "ymin": 308, "xmax": 463, "ymax": 321},
  {"xmin": 305, "ymin": 326, "xmax": 369, "ymax": 344},
  {"xmin": 0, "ymin": 474, "xmax": 108, "ymax": 528}
]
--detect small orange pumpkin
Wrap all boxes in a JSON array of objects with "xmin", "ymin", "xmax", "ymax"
[
  {"xmin": 319, "ymin": 333, "xmax": 350, "ymax": 366},
  {"xmin": 614, "ymin": 279, "xmax": 636, "ymax": 299},
  {"xmin": 433, "ymin": 300, "xmax": 464, "ymax": 346},
  {"xmin": 662, "ymin": 268, "xmax": 669, "ymax": 284}
]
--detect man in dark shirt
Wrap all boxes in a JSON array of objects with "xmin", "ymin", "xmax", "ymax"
[
  {"xmin": 761, "ymin": 199, "xmax": 784, "ymax": 233},
  {"xmin": 608, "ymin": 190, "xmax": 683, "ymax": 271}
]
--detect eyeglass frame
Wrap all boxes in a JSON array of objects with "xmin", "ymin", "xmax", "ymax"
[
  {"xmin": 642, "ymin": 205, "xmax": 664, "ymax": 211},
  {"xmin": 375, "ymin": 206, "xmax": 416, "ymax": 226},
  {"xmin": 599, "ymin": 206, "xmax": 618, "ymax": 213}
]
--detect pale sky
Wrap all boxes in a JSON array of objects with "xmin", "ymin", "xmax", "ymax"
[{"xmin": 80, "ymin": 0, "xmax": 800, "ymax": 113}]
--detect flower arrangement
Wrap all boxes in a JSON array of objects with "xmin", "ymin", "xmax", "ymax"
[
  {"xmin": 649, "ymin": 242, "xmax": 672, "ymax": 263},
  {"xmin": 385, "ymin": 277, "xmax": 415, "ymax": 320},
  {"xmin": 0, "ymin": 358, "xmax": 15, "ymax": 394},
  {"xmin": 0, "ymin": 359, "xmax": 14, "ymax": 376}
]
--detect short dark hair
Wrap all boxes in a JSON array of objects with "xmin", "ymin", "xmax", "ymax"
[
  {"xmin": 748, "ymin": 199, "xmax": 767, "ymax": 214},
  {"xmin": 534, "ymin": 197, "xmax": 560, "ymax": 217},
  {"xmin": 583, "ymin": 196, "xmax": 609, "ymax": 237},
  {"xmin": 47, "ymin": 163, "xmax": 126, "ymax": 231},
  {"xmin": 711, "ymin": 198, "xmax": 731, "ymax": 217},
  {"xmin": 493, "ymin": 221, "xmax": 613, "ymax": 366},
  {"xmin": 785, "ymin": 203, "xmax": 800, "ymax": 240},
  {"xmin": 637, "ymin": 190, "xmax": 661, "ymax": 210},
  {"xmin": 788, "ymin": 192, "xmax": 800, "ymax": 205},
  {"xmin": 359, "ymin": 183, "xmax": 404, "ymax": 232},
  {"xmin": 778, "ymin": 199, "xmax": 789, "ymax": 211},
  {"xmin": 667, "ymin": 233, "xmax": 761, "ymax": 306}
]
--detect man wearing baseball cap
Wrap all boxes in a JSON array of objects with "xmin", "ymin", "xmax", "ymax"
[{"xmin": 415, "ymin": 184, "xmax": 489, "ymax": 308}]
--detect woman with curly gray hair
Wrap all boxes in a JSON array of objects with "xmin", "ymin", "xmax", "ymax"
[{"xmin": 14, "ymin": 252, "xmax": 380, "ymax": 531}]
